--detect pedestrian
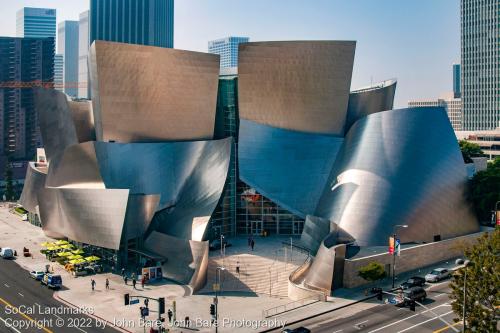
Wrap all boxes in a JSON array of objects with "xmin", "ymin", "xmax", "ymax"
[
  {"xmin": 121, "ymin": 268, "xmax": 125, "ymax": 277},
  {"xmin": 236, "ymin": 261, "xmax": 240, "ymax": 276},
  {"xmin": 144, "ymin": 298, "xmax": 149, "ymax": 309},
  {"xmin": 141, "ymin": 277, "xmax": 145, "ymax": 289},
  {"xmin": 91, "ymin": 279, "xmax": 96, "ymax": 291},
  {"xmin": 124, "ymin": 276, "xmax": 128, "ymax": 285},
  {"xmin": 251, "ymin": 239, "xmax": 255, "ymax": 251},
  {"xmin": 132, "ymin": 278, "xmax": 137, "ymax": 289},
  {"xmin": 167, "ymin": 309, "xmax": 173, "ymax": 323},
  {"xmin": 184, "ymin": 316, "xmax": 190, "ymax": 328},
  {"xmin": 105, "ymin": 278, "xmax": 109, "ymax": 290}
]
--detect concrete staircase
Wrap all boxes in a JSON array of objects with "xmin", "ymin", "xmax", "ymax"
[{"xmin": 200, "ymin": 247, "xmax": 308, "ymax": 298}]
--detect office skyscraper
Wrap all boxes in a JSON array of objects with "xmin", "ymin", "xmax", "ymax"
[
  {"xmin": 409, "ymin": 94, "xmax": 462, "ymax": 132},
  {"xmin": 78, "ymin": 11, "xmax": 89, "ymax": 99},
  {"xmin": 208, "ymin": 36, "xmax": 250, "ymax": 73},
  {"xmin": 0, "ymin": 37, "xmax": 54, "ymax": 159},
  {"xmin": 54, "ymin": 54, "xmax": 64, "ymax": 92},
  {"xmin": 461, "ymin": 0, "xmax": 500, "ymax": 130},
  {"xmin": 16, "ymin": 7, "xmax": 56, "ymax": 38},
  {"xmin": 89, "ymin": 0, "xmax": 174, "ymax": 47},
  {"xmin": 58, "ymin": 21, "xmax": 79, "ymax": 97},
  {"xmin": 453, "ymin": 63, "xmax": 461, "ymax": 98}
]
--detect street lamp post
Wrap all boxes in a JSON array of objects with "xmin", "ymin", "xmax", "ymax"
[
  {"xmin": 392, "ymin": 224, "xmax": 408, "ymax": 288},
  {"xmin": 462, "ymin": 260, "xmax": 471, "ymax": 332},
  {"xmin": 215, "ymin": 266, "xmax": 225, "ymax": 333}
]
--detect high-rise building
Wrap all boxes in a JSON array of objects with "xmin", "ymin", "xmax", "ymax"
[
  {"xmin": 408, "ymin": 94, "xmax": 462, "ymax": 131},
  {"xmin": 0, "ymin": 37, "xmax": 54, "ymax": 159},
  {"xmin": 58, "ymin": 21, "xmax": 79, "ymax": 97},
  {"xmin": 208, "ymin": 36, "xmax": 250, "ymax": 73},
  {"xmin": 16, "ymin": 7, "xmax": 56, "ymax": 38},
  {"xmin": 453, "ymin": 63, "xmax": 461, "ymax": 98},
  {"xmin": 89, "ymin": 0, "xmax": 174, "ymax": 48},
  {"xmin": 54, "ymin": 54, "xmax": 64, "ymax": 92},
  {"xmin": 78, "ymin": 10, "xmax": 89, "ymax": 99},
  {"xmin": 461, "ymin": 0, "xmax": 500, "ymax": 130}
]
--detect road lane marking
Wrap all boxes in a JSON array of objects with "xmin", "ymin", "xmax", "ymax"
[
  {"xmin": 396, "ymin": 310, "xmax": 454, "ymax": 333},
  {"xmin": 355, "ymin": 320, "xmax": 368, "ymax": 326},
  {"xmin": 4, "ymin": 284, "xmax": 9, "ymax": 288},
  {"xmin": 0, "ymin": 316, "xmax": 21, "ymax": 333},
  {"xmin": 73, "ymin": 325, "xmax": 88, "ymax": 333},
  {"xmin": 332, "ymin": 330, "xmax": 343, "ymax": 333},
  {"xmin": 433, "ymin": 321, "xmax": 462, "ymax": 333},
  {"xmin": 367, "ymin": 304, "xmax": 451, "ymax": 333},
  {"xmin": 0, "ymin": 297, "xmax": 53, "ymax": 333},
  {"xmin": 17, "ymin": 293, "xmax": 23, "ymax": 297}
]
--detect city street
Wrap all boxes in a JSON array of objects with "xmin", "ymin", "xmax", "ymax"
[
  {"xmin": 282, "ymin": 282, "xmax": 461, "ymax": 333},
  {"xmin": 0, "ymin": 257, "xmax": 118, "ymax": 333}
]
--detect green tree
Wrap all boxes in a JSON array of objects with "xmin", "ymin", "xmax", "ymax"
[
  {"xmin": 468, "ymin": 157, "xmax": 500, "ymax": 222},
  {"xmin": 450, "ymin": 228, "xmax": 500, "ymax": 332},
  {"xmin": 358, "ymin": 261, "xmax": 387, "ymax": 285},
  {"xmin": 459, "ymin": 140, "xmax": 483, "ymax": 163},
  {"xmin": 3, "ymin": 159, "xmax": 14, "ymax": 201}
]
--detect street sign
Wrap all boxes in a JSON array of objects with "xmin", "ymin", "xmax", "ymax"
[
  {"xmin": 213, "ymin": 283, "xmax": 220, "ymax": 291},
  {"xmin": 395, "ymin": 238, "xmax": 401, "ymax": 256},
  {"xmin": 130, "ymin": 299, "xmax": 139, "ymax": 305}
]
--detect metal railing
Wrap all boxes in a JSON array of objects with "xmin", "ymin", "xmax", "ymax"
[{"xmin": 262, "ymin": 293, "xmax": 324, "ymax": 318}]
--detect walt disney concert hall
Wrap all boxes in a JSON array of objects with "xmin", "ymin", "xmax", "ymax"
[{"xmin": 20, "ymin": 40, "xmax": 479, "ymax": 293}]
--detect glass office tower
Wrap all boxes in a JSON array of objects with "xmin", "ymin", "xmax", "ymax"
[
  {"xmin": 16, "ymin": 7, "xmax": 56, "ymax": 39},
  {"xmin": 58, "ymin": 21, "xmax": 79, "ymax": 97}
]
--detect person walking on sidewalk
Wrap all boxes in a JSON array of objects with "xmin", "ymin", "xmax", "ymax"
[
  {"xmin": 121, "ymin": 268, "xmax": 125, "ymax": 277},
  {"xmin": 141, "ymin": 276, "xmax": 145, "ymax": 289},
  {"xmin": 167, "ymin": 309, "xmax": 173, "ymax": 323},
  {"xmin": 251, "ymin": 239, "xmax": 255, "ymax": 251},
  {"xmin": 132, "ymin": 278, "xmax": 137, "ymax": 289},
  {"xmin": 91, "ymin": 279, "xmax": 96, "ymax": 291},
  {"xmin": 124, "ymin": 276, "xmax": 128, "ymax": 285},
  {"xmin": 236, "ymin": 261, "xmax": 240, "ymax": 276},
  {"xmin": 105, "ymin": 278, "xmax": 109, "ymax": 290},
  {"xmin": 144, "ymin": 298, "xmax": 149, "ymax": 309}
]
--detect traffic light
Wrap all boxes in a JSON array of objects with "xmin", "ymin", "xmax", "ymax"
[
  {"xmin": 158, "ymin": 297, "xmax": 165, "ymax": 314},
  {"xmin": 210, "ymin": 304, "xmax": 216, "ymax": 316},
  {"xmin": 140, "ymin": 307, "xmax": 149, "ymax": 318},
  {"xmin": 124, "ymin": 293, "xmax": 130, "ymax": 306},
  {"xmin": 409, "ymin": 300, "xmax": 416, "ymax": 311},
  {"xmin": 377, "ymin": 291, "xmax": 382, "ymax": 301}
]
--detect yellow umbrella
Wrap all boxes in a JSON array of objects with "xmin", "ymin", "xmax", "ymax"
[
  {"xmin": 68, "ymin": 254, "xmax": 83, "ymax": 260},
  {"xmin": 72, "ymin": 249, "xmax": 85, "ymax": 255},
  {"xmin": 57, "ymin": 251, "xmax": 72, "ymax": 257},
  {"xmin": 69, "ymin": 258, "xmax": 86, "ymax": 264},
  {"xmin": 85, "ymin": 256, "xmax": 100, "ymax": 262},
  {"xmin": 46, "ymin": 246, "xmax": 61, "ymax": 251},
  {"xmin": 41, "ymin": 241, "xmax": 52, "ymax": 247},
  {"xmin": 55, "ymin": 240, "xmax": 69, "ymax": 245},
  {"xmin": 60, "ymin": 244, "xmax": 74, "ymax": 250}
]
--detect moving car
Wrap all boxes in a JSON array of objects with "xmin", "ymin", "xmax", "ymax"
[
  {"xmin": 41, "ymin": 274, "xmax": 62, "ymax": 289},
  {"xmin": 425, "ymin": 268, "xmax": 451, "ymax": 282},
  {"xmin": 400, "ymin": 276, "xmax": 426, "ymax": 289},
  {"xmin": 209, "ymin": 238, "xmax": 232, "ymax": 251},
  {"xmin": 0, "ymin": 247, "xmax": 14, "ymax": 259},
  {"xmin": 394, "ymin": 286, "xmax": 426, "ymax": 307},
  {"xmin": 30, "ymin": 270, "xmax": 45, "ymax": 280}
]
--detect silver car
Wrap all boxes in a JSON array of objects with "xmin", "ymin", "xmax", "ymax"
[{"xmin": 425, "ymin": 268, "xmax": 451, "ymax": 282}]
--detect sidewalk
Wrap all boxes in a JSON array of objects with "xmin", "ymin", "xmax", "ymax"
[{"xmin": 0, "ymin": 205, "xmax": 463, "ymax": 333}]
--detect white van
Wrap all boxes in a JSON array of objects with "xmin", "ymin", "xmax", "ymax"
[{"xmin": 0, "ymin": 248, "xmax": 14, "ymax": 259}]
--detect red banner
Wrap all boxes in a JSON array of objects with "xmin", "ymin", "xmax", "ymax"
[{"xmin": 389, "ymin": 236, "xmax": 395, "ymax": 254}]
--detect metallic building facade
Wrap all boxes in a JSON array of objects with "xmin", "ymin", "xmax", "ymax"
[{"xmin": 461, "ymin": 0, "xmax": 500, "ymax": 130}]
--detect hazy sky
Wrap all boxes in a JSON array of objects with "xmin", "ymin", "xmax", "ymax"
[{"xmin": 0, "ymin": 0, "xmax": 460, "ymax": 107}]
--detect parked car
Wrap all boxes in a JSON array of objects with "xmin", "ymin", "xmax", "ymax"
[
  {"xmin": 425, "ymin": 268, "xmax": 451, "ymax": 283},
  {"xmin": 209, "ymin": 239, "xmax": 232, "ymax": 251},
  {"xmin": 30, "ymin": 270, "xmax": 45, "ymax": 280},
  {"xmin": 400, "ymin": 276, "xmax": 426, "ymax": 289},
  {"xmin": 394, "ymin": 286, "xmax": 426, "ymax": 307},
  {"xmin": 0, "ymin": 247, "xmax": 14, "ymax": 259},
  {"xmin": 282, "ymin": 327, "xmax": 311, "ymax": 333},
  {"xmin": 41, "ymin": 274, "xmax": 62, "ymax": 289}
]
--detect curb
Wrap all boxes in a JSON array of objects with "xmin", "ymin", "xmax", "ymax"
[{"xmin": 53, "ymin": 292, "xmax": 133, "ymax": 333}]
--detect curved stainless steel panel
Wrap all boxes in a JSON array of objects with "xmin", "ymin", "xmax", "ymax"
[
  {"xmin": 123, "ymin": 194, "xmax": 160, "ymax": 240},
  {"xmin": 238, "ymin": 41, "xmax": 355, "ymax": 135},
  {"xmin": 345, "ymin": 79, "xmax": 397, "ymax": 133},
  {"xmin": 315, "ymin": 107, "xmax": 479, "ymax": 246},
  {"xmin": 144, "ymin": 231, "xmax": 209, "ymax": 292},
  {"xmin": 34, "ymin": 88, "xmax": 78, "ymax": 162},
  {"xmin": 68, "ymin": 100, "xmax": 95, "ymax": 142},
  {"xmin": 19, "ymin": 162, "xmax": 47, "ymax": 213},
  {"xmin": 238, "ymin": 119, "xmax": 343, "ymax": 217},
  {"xmin": 89, "ymin": 40, "xmax": 220, "ymax": 143},
  {"xmin": 37, "ymin": 188, "xmax": 130, "ymax": 249}
]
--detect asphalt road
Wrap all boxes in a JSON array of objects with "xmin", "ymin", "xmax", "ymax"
[
  {"xmin": 283, "ymin": 281, "xmax": 461, "ymax": 333},
  {"xmin": 0, "ymin": 257, "xmax": 118, "ymax": 333}
]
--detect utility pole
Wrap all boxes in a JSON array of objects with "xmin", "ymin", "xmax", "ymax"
[{"xmin": 391, "ymin": 224, "xmax": 408, "ymax": 288}]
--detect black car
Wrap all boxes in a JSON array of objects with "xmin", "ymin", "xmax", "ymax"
[
  {"xmin": 395, "ymin": 286, "xmax": 426, "ymax": 307},
  {"xmin": 400, "ymin": 276, "xmax": 426, "ymax": 289},
  {"xmin": 282, "ymin": 327, "xmax": 311, "ymax": 333}
]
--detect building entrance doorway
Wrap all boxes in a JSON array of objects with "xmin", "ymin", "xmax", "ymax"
[{"xmin": 250, "ymin": 221, "xmax": 263, "ymax": 235}]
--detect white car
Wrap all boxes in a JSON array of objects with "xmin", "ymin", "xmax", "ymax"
[
  {"xmin": 30, "ymin": 271, "xmax": 45, "ymax": 280},
  {"xmin": 425, "ymin": 268, "xmax": 451, "ymax": 282}
]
